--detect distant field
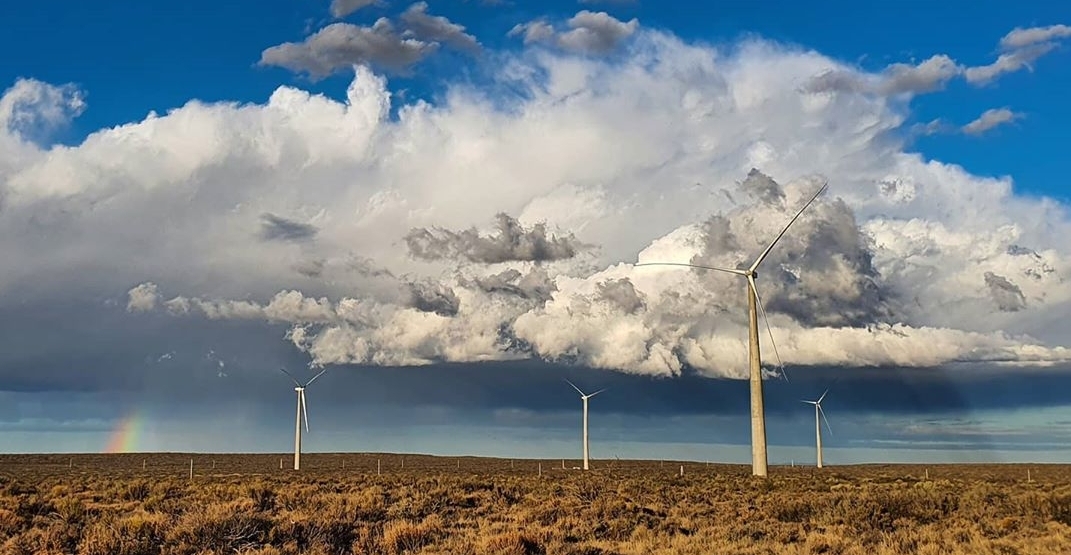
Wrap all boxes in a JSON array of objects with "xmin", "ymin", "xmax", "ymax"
[{"xmin": 1, "ymin": 453, "xmax": 1070, "ymax": 554}]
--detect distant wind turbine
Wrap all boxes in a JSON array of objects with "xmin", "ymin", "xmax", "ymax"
[
  {"xmin": 802, "ymin": 389, "xmax": 832, "ymax": 468},
  {"xmin": 566, "ymin": 379, "xmax": 605, "ymax": 471},
  {"xmin": 635, "ymin": 181, "xmax": 827, "ymax": 477},
  {"xmin": 280, "ymin": 367, "xmax": 328, "ymax": 471}
]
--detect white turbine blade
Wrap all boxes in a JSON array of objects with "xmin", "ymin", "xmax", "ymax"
[
  {"xmin": 564, "ymin": 379, "xmax": 585, "ymax": 396},
  {"xmin": 749, "ymin": 182, "xmax": 828, "ymax": 272},
  {"xmin": 280, "ymin": 368, "xmax": 301, "ymax": 387},
  {"xmin": 587, "ymin": 388, "xmax": 607, "ymax": 398},
  {"xmin": 817, "ymin": 388, "xmax": 829, "ymax": 404},
  {"xmin": 818, "ymin": 405, "xmax": 832, "ymax": 436},
  {"xmin": 300, "ymin": 390, "xmax": 309, "ymax": 432},
  {"xmin": 801, "ymin": 400, "xmax": 817, "ymax": 405},
  {"xmin": 748, "ymin": 275, "xmax": 788, "ymax": 381},
  {"xmin": 304, "ymin": 368, "xmax": 328, "ymax": 387},
  {"xmin": 634, "ymin": 262, "xmax": 747, "ymax": 276}
]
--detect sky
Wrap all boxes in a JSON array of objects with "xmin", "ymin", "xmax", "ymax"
[{"xmin": 1, "ymin": 1, "xmax": 1070, "ymax": 464}]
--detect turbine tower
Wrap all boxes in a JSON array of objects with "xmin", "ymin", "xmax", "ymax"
[
  {"xmin": 280, "ymin": 367, "xmax": 328, "ymax": 470},
  {"xmin": 635, "ymin": 181, "xmax": 827, "ymax": 477},
  {"xmin": 802, "ymin": 389, "xmax": 832, "ymax": 468},
  {"xmin": 566, "ymin": 379, "xmax": 605, "ymax": 470}
]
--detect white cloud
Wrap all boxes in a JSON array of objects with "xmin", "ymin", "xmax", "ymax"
[
  {"xmin": 962, "ymin": 107, "xmax": 1022, "ymax": 136},
  {"xmin": 999, "ymin": 24, "xmax": 1071, "ymax": 50},
  {"xmin": 510, "ymin": 11, "xmax": 638, "ymax": 54},
  {"xmin": 0, "ymin": 78, "xmax": 85, "ymax": 145},
  {"xmin": 126, "ymin": 282, "xmax": 160, "ymax": 312},
  {"xmin": 5, "ymin": 28, "xmax": 1071, "ymax": 379},
  {"xmin": 964, "ymin": 43, "xmax": 1057, "ymax": 85},
  {"xmin": 965, "ymin": 24, "xmax": 1071, "ymax": 85}
]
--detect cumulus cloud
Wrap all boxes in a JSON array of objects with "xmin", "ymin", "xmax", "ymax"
[
  {"xmin": 330, "ymin": 0, "xmax": 378, "ymax": 18},
  {"xmin": 126, "ymin": 282, "xmax": 160, "ymax": 312},
  {"xmin": 509, "ymin": 10, "xmax": 638, "ymax": 54},
  {"xmin": 400, "ymin": 2, "xmax": 481, "ymax": 54},
  {"xmin": 259, "ymin": 19, "xmax": 436, "ymax": 77},
  {"xmin": 6, "ymin": 26, "xmax": 1071, "ymax": 381},
  {"xmin": 0, "ymin": 78, "xmax": 86, "ymax": 144},
  {"xmin": 404, "ymin": 213, "xmax": 586, "ymax": 264},
  {"xmin": 962, "ymin": 108, "xmax": 1022, "ymax": 136}
]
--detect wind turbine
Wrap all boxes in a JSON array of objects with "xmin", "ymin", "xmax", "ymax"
[
  {"xmin": 802, "ymin": 389, "xmax": 832, "ymax": 468},
  {"xmin": 566, "ymin": 379, "xmax": 605, "ymax": 471},
  {"xmin": 635, "ymin": 181, "xmax": 827, "ymax": 477},
  {"xmin": 280, "ymin": 367, "xmax": 328, "ymax": 471}
]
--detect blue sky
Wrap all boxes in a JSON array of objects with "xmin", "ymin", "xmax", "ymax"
[{"xmin": 1, "ymin": 1, "xmax": 1071, "ymax": 463}]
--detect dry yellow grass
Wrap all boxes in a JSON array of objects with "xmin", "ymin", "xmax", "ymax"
[{"xmin": 0, "ymin": 453, "xmax": 1069, "ymax": 554}]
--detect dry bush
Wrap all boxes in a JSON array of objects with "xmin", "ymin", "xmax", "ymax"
[
  {"xmin": 380, "ymin": 514, "xmax": 443, "ymax": 554},
  {"xmin": 478, "ymin": 531, "xmax": 545, "ymax": 555},
  {"xmin": 2, "ymin": 456, "xmax": 1071, "ymax": 555},
  {"xmin": 78, "ymin": 510, "xmax": 168, "ymax": 555},
  {"xmin": 163, "ymin": 501, "xmax": 272, "ymax": 554}
]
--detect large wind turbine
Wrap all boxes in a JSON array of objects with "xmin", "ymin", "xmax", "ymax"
[
  {"xmin": 802, "ymin": 389, "xmax": 832, "ymax": 468},
  {"xmin": 566, "ymin": 379, "xmax": 605, "ymax": 471},
  {"xmin": 280, "ymin": 367, "xmax": 328, "ymax": 471},
  {"xmin": 635, "ymin": 182, "xmax": 827, "ymax": 477}
]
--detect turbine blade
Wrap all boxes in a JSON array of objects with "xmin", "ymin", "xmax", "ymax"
[
  {"xmin": 748, "ymin": 275, "xmax": 788, "ymax": 381},
  {"xmin": 819, "ymin": 405, "xmax": 832, "ymax": 436},
  {"xmin": 634, "ymin": 262, "xmax": 747, "ymax": 276},
  {"xmin": 588, "ymin": 388, "xmax": 607, "ymax": 398},
  {"xmin": 304, "ymin": 368, "xmax": 328, "ymax": 387},
  {"xmin": 564, "ymin": 379, "xmax": 585, "ymax": 396},
  {"xmin": 749, "ymin": 182, "xmax": 828, "ymax": 272},
  {"xmin": 280, "ymin": 368, "xmax": 301, "ymax": 387},
  {"xmin": 801, "ymin": 400, "xmax": 817, "ymax": 405},
  {"xmin": 818, "ymin": 388, "xmax": 829, "ymax": 404},
  {"xmin": 300, "ymin": 390, "xmax": 309, "ymax": 432}
]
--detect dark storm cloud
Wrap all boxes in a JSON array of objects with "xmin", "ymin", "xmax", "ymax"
[
  {"xmin": 692, "ymin": 172, "xmax": 894, "ymax": 328},
  {"xmin": 330, "ymin": 0, "xmax": 377, "ymax": 19},
  {"xmin": 739, "ymin": 167, "xmax": 785, "ymax": 206},
  {"xmin": 404, "ymin": 213, "xmax": 586, "ymax": 264},
  {"xmin": 596, "ymin": 278, "xmax": 645, "ymax": 314},
  {"xmin": 259, "ymin": 20, "xmax": 436, "ymax": 78},
  {"xmin": 984, "ymin": 272, "xmax": 1027, "ymax": 312},
  {"xmin": 400, "ymin": 2, "xmax": 481, "ymax": 54},
  {"xmin": 259, "ymin": 213, "xmax": 318, "ymax": 242},
  {"xmin": 466, "ymin": 268, "xmax": 557, "ymax": 303},
  {"xmin": 403, "ymin": 280, "xmax": 461, "ymax": 316},
  {"xmin": 508, "ymin": 11, "xmax": 638, "ymax": 55}
]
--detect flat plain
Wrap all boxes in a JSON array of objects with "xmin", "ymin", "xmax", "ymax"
[{"xmin": 1, "ymin": 453, "xmax": 1069, "ymax": 554}]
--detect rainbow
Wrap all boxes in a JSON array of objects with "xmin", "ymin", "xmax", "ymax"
[{"xmin": 104, "ymin": 412, "xmax": 143, "ymax": 453}]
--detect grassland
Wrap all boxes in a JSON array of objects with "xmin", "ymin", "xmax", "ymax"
[{"xmin": 1, "ymin": 453, "xmax": 1070, "ymax": 554}]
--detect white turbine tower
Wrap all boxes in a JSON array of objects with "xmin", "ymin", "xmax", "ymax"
[
  {"xmin": 280, "ymin": 367, "xmax": 327, "ymax": 471},
  {"xmin": 566, "ymin": 379, "xmax": 605, "ymax": 471},
  {"xmin": 635, "ymin": 182, "xmax": 827, "ymax": 477},
  {"xmin": 802, "ymin": 389, "xmax": 832, "ymax": 468}
]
